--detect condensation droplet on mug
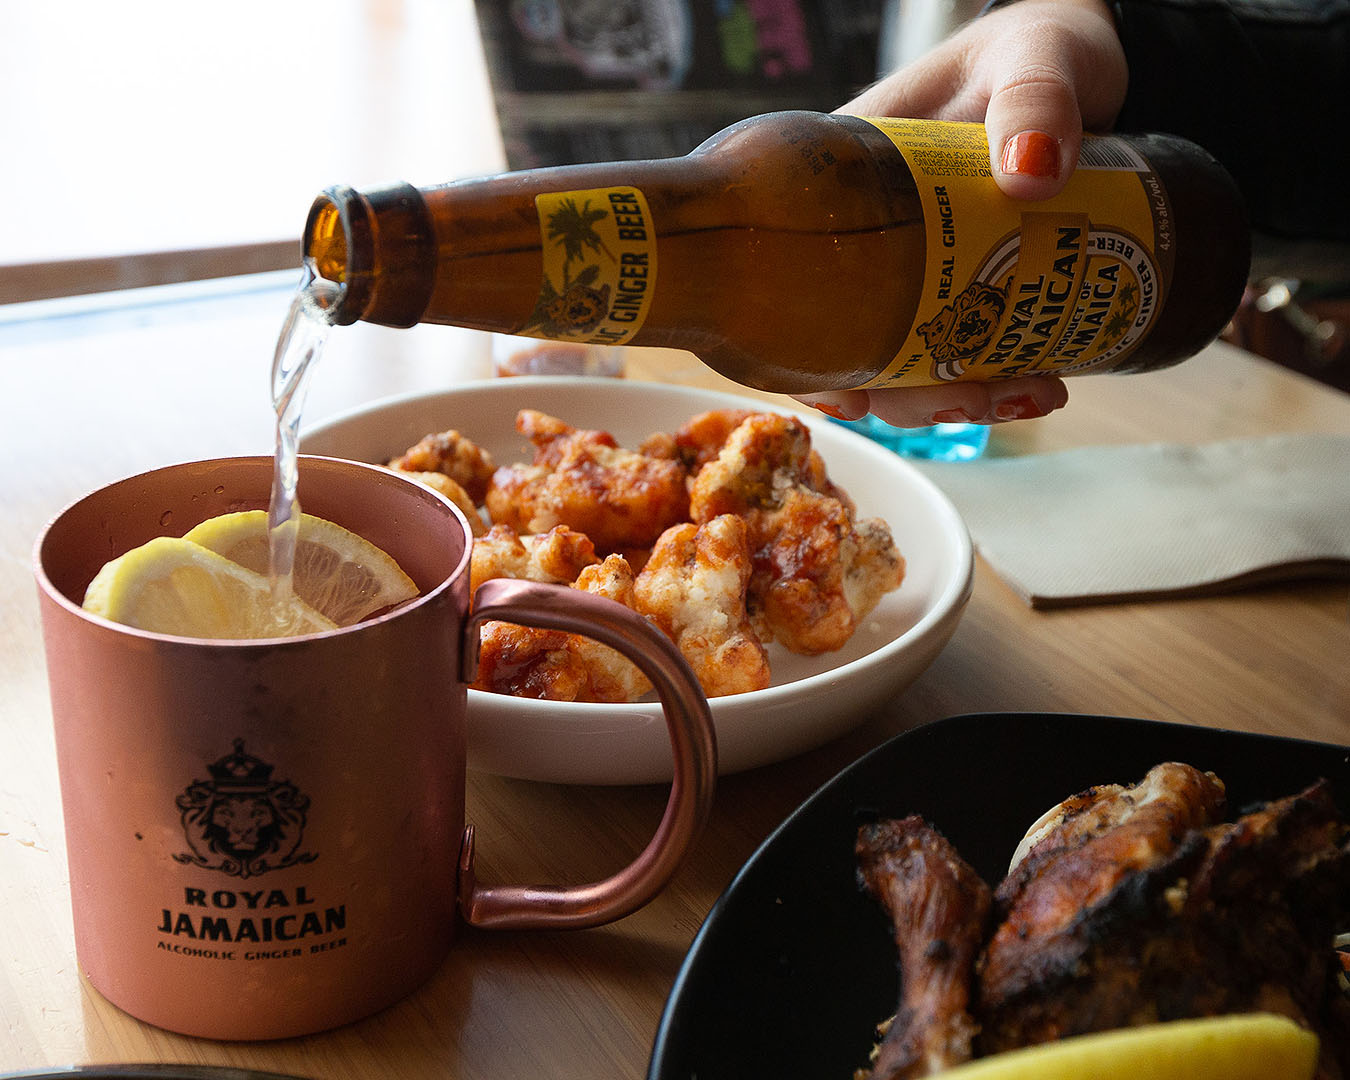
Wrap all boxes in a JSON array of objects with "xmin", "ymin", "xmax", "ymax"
[
  {"xmin": 215, "ymin": 485, "xmax": 225, "ymax": 495},
  {"xmin": 159, "ymin": 510, "xmax": 173, "ymax": 528}
]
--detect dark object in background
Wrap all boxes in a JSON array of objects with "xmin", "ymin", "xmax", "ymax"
[
  {"xmin": 472, "ymin": 0, "xmax": 885, "ymax": 167},
  {"xmin": 1224, "ymin": 278, "xmax": 1350, "ymax": 393}
]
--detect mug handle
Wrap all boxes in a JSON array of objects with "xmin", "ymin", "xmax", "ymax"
[{"xmin": 456, "ymin": 576, "xmax": 718, "ymax": 930}]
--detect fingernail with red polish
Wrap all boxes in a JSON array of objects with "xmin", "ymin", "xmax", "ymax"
[
  {"xmin": 932, "ymin": 407, "xmax": 983, "ymax": 424},
  {"xmin": 1001, "ymin": 131, "xmax": 1061, "ymax": 179},
  {"xmin": 809, "ymin": 401, "xmax": 854, "ymax": 421},
  {"xmin": 992, "ymin": 395, "xmax": 1048, "ymax": 421}
]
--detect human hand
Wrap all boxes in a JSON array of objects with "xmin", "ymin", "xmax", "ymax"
[
  {"xmin": 796, "ymin": 0, "xmax": 1126, "ymax": 427},
  {"xmin": 799, "ymin": 378, "xmax": 1069, "ymax": 430},
  {"xmin": 846, "ymin": 0, "xmax": 1127, "ymax": 201}
]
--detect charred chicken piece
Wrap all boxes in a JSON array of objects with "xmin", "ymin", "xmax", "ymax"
[
  {"xmin": 981, "ymin": 776, "xmax": 1350, "ymax": 1079},
  {"xmin": 856, "ymin": 763, "xmax": 1350, "ymax": 1080},
  {"xmin": 855, "ymin": 816, "xmax": 993, "ymax": 1080},
  {"xmin": 979, "ymin": 761, "xmax": 1229, "ymax": 1027}
]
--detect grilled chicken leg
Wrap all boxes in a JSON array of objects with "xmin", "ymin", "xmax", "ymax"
[{"xmin": 855, "ymin": 816, "xmax": 992, "ymax": 1079}]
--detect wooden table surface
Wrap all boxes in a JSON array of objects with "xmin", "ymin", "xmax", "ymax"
[{"xmin": 2, "ymin": 276, "xmax": 1347, "ymax": 1079}]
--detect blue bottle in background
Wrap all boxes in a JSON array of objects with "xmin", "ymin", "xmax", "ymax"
[
  {"xmin": 829, "ymin": 415, "xmax": 990, "ymax": 461},
  {"xmin": 844, "ymin": 0, "xmax": 993, "ymax": 465}
]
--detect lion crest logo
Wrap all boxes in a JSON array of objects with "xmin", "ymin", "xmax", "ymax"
[
  {"xmin": 916, "ymin": 280, "xmax": 1009, "ymax": 380},
  {"xmin": 173, "ymin": 739, "xmax": 317, "ymax": 879}
]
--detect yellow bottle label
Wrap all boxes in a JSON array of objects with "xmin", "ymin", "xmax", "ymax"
[
  {"xmin": 524, "ymin": 186, "xmax": 658, "ymax": 346},
  {"xmin": 859, "ymin": 118, "xmax": 1174, "ymax": 388}
]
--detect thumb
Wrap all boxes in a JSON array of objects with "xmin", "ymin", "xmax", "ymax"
[
  {"xmin": 983, "ymin": 61, "xmax": 1086, "ymax": 202},
  {"xmin": 977, "ymin": 0, "xmax": 1126, "ymax": 201}
]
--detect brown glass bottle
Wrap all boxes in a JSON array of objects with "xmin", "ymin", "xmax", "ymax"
[{"xmin": 303, "ymin": 111, "xmax": 1249, "ymax": 395}]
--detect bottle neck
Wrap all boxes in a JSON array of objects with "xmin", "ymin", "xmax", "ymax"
[{"xmin": 303, "ymin": 182, "xmax": 437, "ymax": 327}]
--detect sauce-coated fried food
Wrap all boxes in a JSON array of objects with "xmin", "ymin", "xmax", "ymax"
[
  {"xmin": 690, "ymin": 413, "xmax": 904, "ymax": 655},
  {"xmin": 472, "ymin": 554, "xmax": 651, "ymax": 703},
  {"xmin": 634, "ymin": 514, "xmax": 771, "ymax": 697},
  {"xmin": 389, "ymin": 469, "xmax": 487, "ymax": 536},
  {"xmin": 667, "ymin": 408, "xmax": 852, "ymax": 509},
  {"xmin": 386, "ymin": 429, "xmax": 495, "ymax": 504},
  {"xmin": 395, "ymin": 405, "xmax": 907, "ymax": 700},
  {"xmin": 755, "ymin": 491, "xmax": 903, "ymax": 655},
  {"xmin": 645, "ymin": 408, "xmax": 756, "ymax": 473},
  {"xmin": 485, "ymin": 410, "xmax": 689, "ymax": 552},
  {"xmin": 469, "ymin": 523, "xmax": 598, "ymax": 595},
  {"xmin": 688, "ymin": 410, "xmax": 816, "ymax": 517}
]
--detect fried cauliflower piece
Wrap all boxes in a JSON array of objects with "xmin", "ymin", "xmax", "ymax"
[
  {"xmin": 469, "ymin": 523, "xmax": 598, "ymax": 595},
  {"xmin": 389, "ymin": 468, "xmax": 487, "ymax": 536},
  {"xmin": 641, "ymin": 408, "xmax": 755, "ymax": 473},
  {"xmin": 634, "ymin": 515, "xmax": 771, "ymax": 697},
  {"xmin": 485, "ymin": 409, "xmax": 689, "ymax": 552},
  {"xmin": 651, "ymin": 408, "xmax": 853, "ymax": 512},
  {"xmin": 387, "ymin": 429, "xmax": 496, "ymax": 504},
  {"xmin": 567, "ymin": 556, "xmax": 654, "ymax": 703},
  {"xmin": 690, "ymin": 413, "xmax": 904, "ymax": 655},
  {"xmin": 471, "ymin": 554, "xmax": 652, "ymax": 703}
]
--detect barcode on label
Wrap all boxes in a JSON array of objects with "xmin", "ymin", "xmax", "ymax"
[{"xmin": 1077, "ymin": 138, "xmax": 1149, "ymax": 171}]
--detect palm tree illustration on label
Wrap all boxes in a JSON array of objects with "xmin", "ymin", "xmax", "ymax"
[
  {"xmin": 525, "ymin": 187, "xmax": 658, "ymax": 345},
  {"xmin": 525, "ymin": 197, "xmax": 615, "ymax": 337}
]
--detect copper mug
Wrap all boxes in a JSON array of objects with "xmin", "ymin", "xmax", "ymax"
[{"xmin": 34, "ymin": 456, "xmax": 717, "ymax": 1040}]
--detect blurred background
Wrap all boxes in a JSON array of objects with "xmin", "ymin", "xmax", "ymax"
[
  {"xmin": 1, "ymin": 1, "xmax": 502, "ymax": 300},
  {"xmin": 0, "ymin": 0, "xmax": 896, "ymax": 303},
  {"xmin": 3, "ymin": 0, "xmax": 1343, "ymax": 386}
]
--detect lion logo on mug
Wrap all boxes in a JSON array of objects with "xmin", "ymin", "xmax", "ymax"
[{"xmin": 173, "ymin": 738, "xmax": 317, "ymax": 878}]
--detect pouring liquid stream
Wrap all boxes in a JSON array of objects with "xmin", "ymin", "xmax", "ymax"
[{"xmin": 267, "ymin": 263, "xmax": 339, "ymax": 625}]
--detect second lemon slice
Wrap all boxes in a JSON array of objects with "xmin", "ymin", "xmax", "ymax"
[
  {"xmin": 83, "ymin": 536, "xmax": 337, "ymax": 639},
  {"xmin": 184, "ymin": 510, "xmax": 418, "ymax": 627}
]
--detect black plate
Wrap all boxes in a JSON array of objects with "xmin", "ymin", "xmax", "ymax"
[{"xmin": 647, "ymin": 712, "xmax": 1350, "ymax": 1080}]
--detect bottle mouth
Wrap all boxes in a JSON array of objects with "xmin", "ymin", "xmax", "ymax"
[
  {"xmin": 303, "ymin": 186, "xmax": 369, "ymax": 327},
  {"xmin": 301, "ymin": 183, "xmax": 434, "ymax": 328}
]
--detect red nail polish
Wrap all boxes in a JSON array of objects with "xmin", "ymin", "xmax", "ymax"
[
  {"xmin": 1001, "ymin": 131, "xmax": 1061, "ymax": 179},
  {"xmin": 931, "ymin": 407, "xmax": 982, "ymax": 424},
  {"xmin": 992, "ymin": 395, "xmax": 1046, "ymax": 421},
  {"xmin": 808, "ymin": 401, "xmax": 853, "ymax": 421}
]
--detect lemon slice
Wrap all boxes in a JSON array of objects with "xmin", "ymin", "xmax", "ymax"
[
  {"xmin": 184, "ymin": 510, "xmax": 417, "ymax": 627},
  {"xmin": 936, "ymin": 1014, "xmax": 1318, "ymax": 1080},
  {"xmin": 83, "ymin": 536, "xmax": 338, "ymax": 639}
]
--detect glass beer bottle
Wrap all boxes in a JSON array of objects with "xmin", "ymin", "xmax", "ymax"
[{"xmin": 303, "ymin": 111, "xmax": 1249, "ymax": 395}]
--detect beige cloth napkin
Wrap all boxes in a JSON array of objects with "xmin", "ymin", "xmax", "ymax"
[{"xmin": 915, "ymin": 433, "xmax": 1350, "ymax": 607}]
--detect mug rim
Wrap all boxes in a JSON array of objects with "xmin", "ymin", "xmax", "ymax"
[{"xmin": 33, "ymin": 454, "xmax": 471, "ymax": 647}]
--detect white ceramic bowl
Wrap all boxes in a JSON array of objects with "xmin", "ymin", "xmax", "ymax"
[{"xmin": 303, "ymin": 377, "xmax": 973, "ymax": 785}]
